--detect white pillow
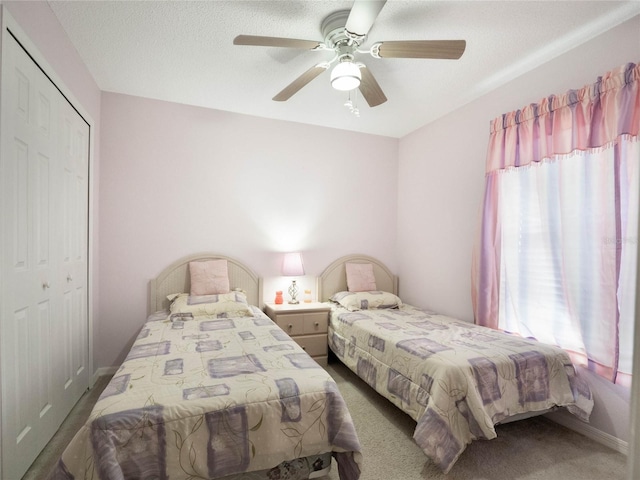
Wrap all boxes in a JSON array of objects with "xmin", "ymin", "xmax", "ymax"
[
  {"xmin": 168, "ymin": 292, "xmax": 253, "ymax": 318},
  {"xmin": 330, "ymin": 291, "xmax": 402, "ymax": 311},
  {"xmin": 189, "ymin": 259, "xmax": 230, "ymax": 296},
  {"xmin": 345, "ymin": 262, "xmax": 377, "ymax": 292}
]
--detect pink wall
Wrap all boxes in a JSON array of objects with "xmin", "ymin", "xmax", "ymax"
[
  {"xmin": 397, "ymin": 15, "xmax": 640, "ymax": 444},
  {"xmin": 99, "ymin": 93, "xmax": 398, "ymax": 368}
]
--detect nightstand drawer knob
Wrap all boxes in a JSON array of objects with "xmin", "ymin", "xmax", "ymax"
[
  {"xmin": 315, "ymin": 322, "xmax": 319, "ymax": 327},
  {"xmin": 288, "ymin": 324, "xmax": 293, "ymax": 330},
  {"xmin": 302, "ymin": 346, "xmax": 306, "ymax": 350}
]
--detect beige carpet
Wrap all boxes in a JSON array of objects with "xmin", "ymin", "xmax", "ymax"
[
  {"xmin": 23, "ymin": 362, "xmax": 627, "ymax": 480},
  {"xmin": 322, "ymin": 360, "xmax": 627, "ymax": 480}
]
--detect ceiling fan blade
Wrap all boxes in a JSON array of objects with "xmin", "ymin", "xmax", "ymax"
[
  {"xmin": 345, "ymin": 0, "xmax": 387, "ymax": 38},
  {"xmin": 359, "ymin": 67, "xmax": 387, "ymax": 107},
  {"xmin": 377, "ymin": 40, "xmax": 466, "ymax": 59},
  {"xmin": 273, "ymin": 64, "xmax": 329, "ymax": 101},
  {"xmin": 234, "ymin": 35, "xmax": 323, "ymax": 50}
]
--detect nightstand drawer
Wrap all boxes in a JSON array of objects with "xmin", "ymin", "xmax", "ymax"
[
  {"xmin": 275, "ymin": 314, "xmax": 304, "ymax": 336},
  {"xmin": 295, "ymin": 334, "xmax": 327, "ymax": 357},
  {"xmin": 264, "ymin": 303, "xmax": 331, "ymax": 365},
  {"xmin": 303, "ymin": 312, "xmax": 328, "ymax": 334}
]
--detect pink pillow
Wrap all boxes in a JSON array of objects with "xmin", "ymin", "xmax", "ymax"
[
  {"xmin": 345, "ymin": 262, "xmax": 377, "ymax": 292},
  {"xmin": 189, "ymin": 260, "xmax": 230, "ymax": 296}
]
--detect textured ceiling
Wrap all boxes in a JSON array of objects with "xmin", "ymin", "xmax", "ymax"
[{"xmin": 48, "ymin": 1, "xmax": 639, "ymax": 138}]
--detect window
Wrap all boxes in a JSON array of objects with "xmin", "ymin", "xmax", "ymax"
[
  {"xmin": 497, "ymin": 143, "xmax": 637, "ymax": 383},
  {"xmin": 472, "ymin": 62, "xmax": 639, "ymax": 385}
]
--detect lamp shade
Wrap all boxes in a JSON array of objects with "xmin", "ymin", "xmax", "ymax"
[
  {"xmin": 282, "ymin": 252, "xmax": 305, "ymax": 276},
  {"xmin": 331, "ymin": 62, "xmax": 361, "ymax": 91}
]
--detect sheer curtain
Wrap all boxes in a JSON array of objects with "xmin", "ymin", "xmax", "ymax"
[{"xmin": 472, "ymin": 62, "xmax": 639, "ymax": 386}]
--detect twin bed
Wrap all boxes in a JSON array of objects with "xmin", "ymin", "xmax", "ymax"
[
  {"xmin": 319, "ymin": 254, "xmax": 594, "ymax": 473},
  {"xmin": 48, "ymin": 252, "xmax": 593, "ymax": 479},
  {"xmin": 49, "ymin": 254, "xmax": 361, "ymax": 480}
]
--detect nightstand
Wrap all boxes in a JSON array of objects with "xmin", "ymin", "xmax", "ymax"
[{"xmin": 264, "ymin": 302, "xmax": 331, "ymax": 367}]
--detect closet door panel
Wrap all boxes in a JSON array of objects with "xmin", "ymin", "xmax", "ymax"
[
  {"xmin": 12, "ymin": 306, "xmax": 31, "ymax": 445},
  {"xmin": 36, "ymin": 300, "xmax": 53, "ymax": 419},
  {"xmin": 61, "ymin": 289, "xmax": 74, "ymax": 391},
  {"xmin": 73, "ymin": 285, "xmax": 86, "ymax": 378},
  {"xmin": 36, "ymin": 152, "xmax": 51, "ymax": 266},
  {"xmin": 8, "ymin": 138, "xmax": 29, "ymax": 269}
]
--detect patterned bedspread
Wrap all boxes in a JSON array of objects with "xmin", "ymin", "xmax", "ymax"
[
  {"xmin": 49, "ymin": 307, "xmax": 362, "ymax": 480},
  {"xmin": 327, "ymin": 304, "xmax": 593, "ymax": 473}
]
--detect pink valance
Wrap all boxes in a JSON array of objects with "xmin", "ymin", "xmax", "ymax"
[{"xmin": 486, "ymin": 62, "xmax": 640, "ymax": 173}]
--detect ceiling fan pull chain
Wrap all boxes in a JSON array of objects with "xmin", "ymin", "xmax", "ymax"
[
  {"xmin": 344, "ymin": 90, "xmax": 360, "ymax": 117},
  {"xmin": 352, "ymin": 89, "xmax": 360, "ymax": 117}
]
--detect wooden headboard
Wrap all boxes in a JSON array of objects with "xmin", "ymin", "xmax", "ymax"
[
  {"xmin": 318, "ymin": 254, "xmax": 398, "ymax": 301},
  {"xmin": 148, "ymin": 253, "xmax": 263, "ymax": 314}
]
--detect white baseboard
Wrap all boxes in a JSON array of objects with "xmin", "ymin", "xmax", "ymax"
[
  {"xmin": 91, "ymin": 366, "xmax": 119, "ymax": 387},
  {"xmin": 545, "ymin": 412, "xmax": 628, "ymax": 455}
]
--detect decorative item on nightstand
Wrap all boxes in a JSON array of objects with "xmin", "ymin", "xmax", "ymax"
[{"xmin": 282, "ymin": 252, "xmax": 304, "ymax": 304}]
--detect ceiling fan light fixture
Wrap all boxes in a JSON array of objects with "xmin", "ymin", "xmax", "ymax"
[{"xmin": 331, "ymin": 62, "xmax": 361, "ymax": 91}]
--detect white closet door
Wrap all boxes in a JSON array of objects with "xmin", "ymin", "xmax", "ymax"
[{"xmin": 0, "ymin": 31, "xmax": 89, "ymax": 480}]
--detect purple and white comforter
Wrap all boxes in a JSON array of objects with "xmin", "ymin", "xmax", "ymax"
[
  {"xmin": 49, "ymin": 307, "xmax": 361, "ymax": 480},
  {"xmin": 328, "ymin": 304, "xmax": 593, "ymax": 473}
]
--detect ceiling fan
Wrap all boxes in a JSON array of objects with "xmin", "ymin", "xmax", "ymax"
[{"xmin": 233, "ymin": 0, "xmax": 465, "ymax": 108}]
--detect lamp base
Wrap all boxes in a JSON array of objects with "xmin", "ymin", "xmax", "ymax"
[{"xmin": 288, "ymin": 280, "xmax": 300, "ymax": 305}]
